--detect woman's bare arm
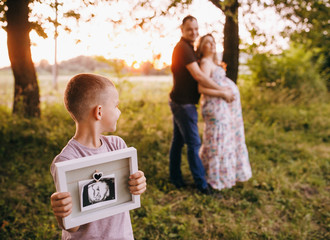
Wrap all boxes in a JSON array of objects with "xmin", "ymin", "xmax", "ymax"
[{"xmin": 198, "ymin": 59, "xmax": 234, "ymax": 102}]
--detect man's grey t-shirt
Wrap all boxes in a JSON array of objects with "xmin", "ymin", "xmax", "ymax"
[{"xmin": 50, "ymin": 135, "xmax": 134, "ymax": 240}]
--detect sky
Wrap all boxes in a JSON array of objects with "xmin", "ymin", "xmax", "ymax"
[{"xmin": 0, "ymin": 0, "xmax": 288, "ymax": 69}]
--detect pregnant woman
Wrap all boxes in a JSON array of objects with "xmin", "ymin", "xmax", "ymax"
[{"xmin": 196, "ymin": 34, "xmax": 252, "ymax": 190}]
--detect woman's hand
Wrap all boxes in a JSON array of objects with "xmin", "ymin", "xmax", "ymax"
[
  {"xmin": 222, "ymin": 87, "xmax": 235, "ymax": 102},
  {"xmin": 220, "ymin": 61, "xmax": 227, "ymax": 71}
]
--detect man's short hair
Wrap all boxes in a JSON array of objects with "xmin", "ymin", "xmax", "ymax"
[
  {"xmin": 64, "ymin": 73, "xmax": 115, "ymax": 122},
  {"xmin": 182, "ymin": 15, "xmax": 197, "ymax": 26}
]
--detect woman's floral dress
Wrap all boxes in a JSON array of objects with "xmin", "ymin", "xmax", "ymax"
[{"xmin": 199, "ymin": 66, "xmax": 252, "ymax": 190}]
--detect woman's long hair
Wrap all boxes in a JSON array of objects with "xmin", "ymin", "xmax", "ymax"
[{"xmin": 196, "ymin": 34, "xmax": 219, "ymax": 65}]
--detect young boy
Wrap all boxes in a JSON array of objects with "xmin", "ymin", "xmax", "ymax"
[{"xmin": 50, "ymin": 73, "xmax": 147, "ymax": 239}]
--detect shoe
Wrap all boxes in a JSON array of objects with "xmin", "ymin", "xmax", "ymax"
[
  {"xmin": 170, "ymin": 179, "xmax": 186, "ymax": 189},
  {"xmin": 199, "ymin": 184, "xmax": 223, "ymax": 199},
  {"xmin": 200, "ymin": 185, "xmax": 213, "ymax": 195}
]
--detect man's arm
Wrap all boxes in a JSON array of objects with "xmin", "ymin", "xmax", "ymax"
[
  {"xmin": 186, "ymin": 61, "xmax": 224, "ymax": 90},
  {"xmin": 197, "ymin": 59, "xmax": 234, "ymax": 102},
  {"xmin": 198, "ymin": 85, "xmax": 234, "ymax": 102}
]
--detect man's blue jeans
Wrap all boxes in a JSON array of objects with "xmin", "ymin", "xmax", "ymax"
[{"xmin": 169, "ymin": 101, "xmax": 207, "ymax": 190}]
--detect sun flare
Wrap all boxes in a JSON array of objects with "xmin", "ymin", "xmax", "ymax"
[{"xmin": 131, "ymin": 61, "xmax": 141, "ymax": 70}]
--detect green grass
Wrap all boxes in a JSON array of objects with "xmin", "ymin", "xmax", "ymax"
[{"xmin": 0, "ymin": 71, "xmax": 329, "ymax": 239}]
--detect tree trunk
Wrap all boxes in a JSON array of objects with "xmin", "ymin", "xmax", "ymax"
[
  {"xmin": 6, "ymin": 0, "xmax": 40, "ymax": 117},
  {"xmin": 222, "ymin": 1, "xmax": 239, "ymax": 83}
]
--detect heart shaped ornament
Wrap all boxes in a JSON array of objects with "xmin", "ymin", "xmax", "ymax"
[{"xmin": 93, "ymin": 171, "xmax": 103, "ymax": 181}]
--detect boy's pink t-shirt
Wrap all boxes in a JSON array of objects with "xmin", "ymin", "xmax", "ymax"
[{"xmin": 51, "ymin": 135, "xmax": 134, "ymax": 240}]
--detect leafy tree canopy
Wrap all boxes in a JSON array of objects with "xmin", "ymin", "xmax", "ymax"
[{"xmin": 262, "ymin": 0, "xmax": 329, "ymax": 89}]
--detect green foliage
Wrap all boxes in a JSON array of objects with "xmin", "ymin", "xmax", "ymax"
[
  {"xmin": 245, "ymin": 43, "xmax": 328, "ymax": 99},
  {"xmin": 243, "ymin": 0, "xmax": 329, "ymax": 89},
  {"xmin": 0, "ymin": 102, "xmax": 74, "ymax": 239},
  {"xmin": 0, "ymin": 77, "xmax": 329, "ymax": 239},
  {"xmin": 270, "ymin": 0, "xmax": 330, "ymax": 90}
]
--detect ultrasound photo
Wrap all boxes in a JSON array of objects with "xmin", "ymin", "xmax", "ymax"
[{"xmin": 79, "ymin": 175, "xmax": 116, "ymax": 211}]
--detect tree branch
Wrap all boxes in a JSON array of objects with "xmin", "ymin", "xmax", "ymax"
[{"xmin": 209, "ymin": 0, "xmax": 224, "ymax": 12}]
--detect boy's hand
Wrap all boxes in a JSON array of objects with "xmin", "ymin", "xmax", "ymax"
[
  {"xmin": 51, "ymin": 192, "xmax": 73, "ymax": 218},
  {"xmin": 128, "ymin": 170, "xmax": 147, "ymax": 195}
]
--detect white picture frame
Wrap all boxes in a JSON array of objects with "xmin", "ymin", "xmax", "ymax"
[{"xmin": 55, "ymin": 147, "xmax": 140, "ymax": 230}]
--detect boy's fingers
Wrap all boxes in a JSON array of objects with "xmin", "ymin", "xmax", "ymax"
[
  {"xmin": 51, "ymin": 192, "xmax": 72, "ymax": 214},
  {"xmin": 131, "ymin": 189, "xmax": 146, "ymax": 195},
  {"xmin": 129, "ymin": 182, "xmax": 147, "ymax": 190},
  {"xmin": 130, "ymin": 184, "xmax": 147, "ymax": 195},
  {"xmin": 129, "ymin": 182, "xmax": 147, "ymax": 194},
  {"xmin": 53, "ymin": 205, "xmax": 73, "ymax": 217},
  {"xmin": 51, "ymin": 192, "xmax": 71, "ymax": 201},
  {"xmin": 53, "ymin": 202, "xmax": 72, "ymax": 213},
  {"xmin": 128, "ymin": 175, "xmax": 146, "ymax": 186},
  {"xmin": 129, "ymin": 170, "xmax": 144, "ymax": 179},
  {"xmin": 52, "ymin": 200, "xmax": 73, "ymax": 218},
  {"xmin": 51, "ymin": 195, "xmax": 72, "ymax": 208}
]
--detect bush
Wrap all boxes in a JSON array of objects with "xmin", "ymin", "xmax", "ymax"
[{"xmin": 245, "ymin": 43, "xmax": 328, "ymax": 99}]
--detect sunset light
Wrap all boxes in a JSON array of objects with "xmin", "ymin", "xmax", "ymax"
[
  {"xmin": 0, "ymin": 0, "xmax": 288, "ymax": 69},
  {"xmin": 0, "ymin": 0, "xmax": 225, "ymax": 69},
  {"xmin": 131, "ymin": 61, "xmax": 141, "ymax": 70}
]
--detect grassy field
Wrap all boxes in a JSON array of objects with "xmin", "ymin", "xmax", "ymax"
[{"xmin": 0, "ymin": 71, "xmax": 329, "ymax": 239}]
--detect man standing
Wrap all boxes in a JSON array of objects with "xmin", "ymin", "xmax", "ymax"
[{"xmin": 169, "ymin": 15, "xmax": 234, "ymax": 195}]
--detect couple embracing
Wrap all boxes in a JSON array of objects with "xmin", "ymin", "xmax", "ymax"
[{"xmin": 169, "ymin": 15, "xmax": 252, "ymax": 196}]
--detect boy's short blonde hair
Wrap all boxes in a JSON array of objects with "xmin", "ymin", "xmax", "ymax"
[{"xmin": 64, "ymin": 73, "xmax": 115, "ymax": 122}]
